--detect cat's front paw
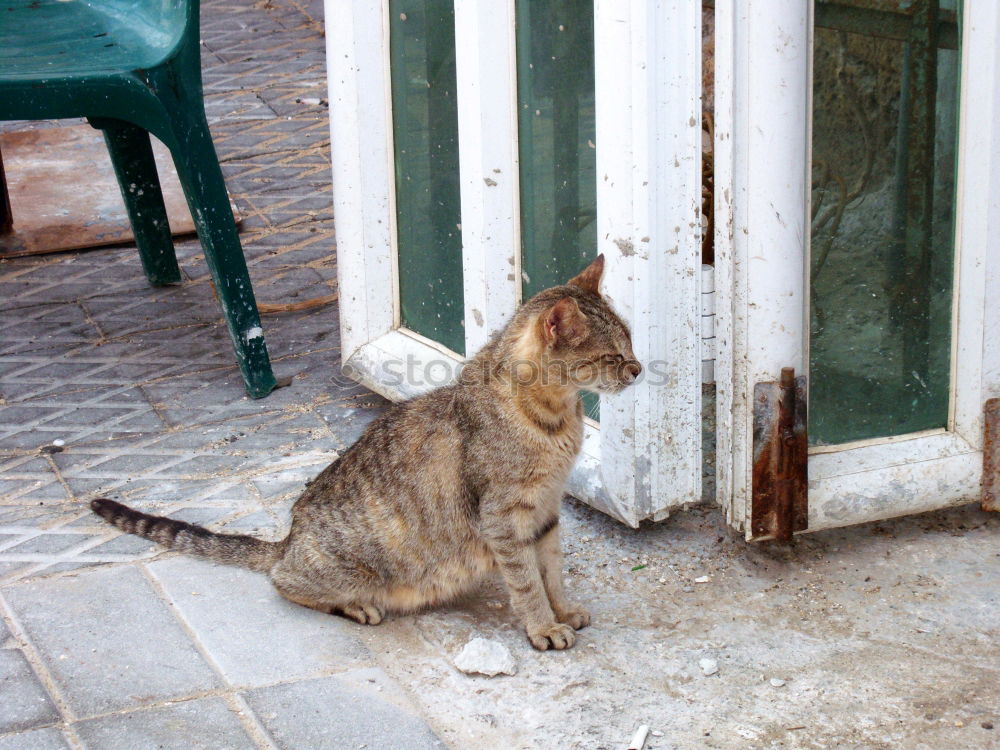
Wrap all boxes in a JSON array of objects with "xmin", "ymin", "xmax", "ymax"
[
  {"xmin": 556, "ymin": 606, "xmax": 591, "ymax": 630},
  {"xmin": 341, "ymin": 603, "xmax": 384, "ymax": 625},
  {"xmin": 527, "ymin": 622, "xmax": 576, "ymax": 651}
]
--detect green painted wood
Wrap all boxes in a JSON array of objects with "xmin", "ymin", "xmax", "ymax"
[
  {"xmin": 0, "ymin": 0, "xmax": 276, "ymax": 398},
  {"xmin": 516, "ymin": 0, "xmax": 599, "ymax": 420},
  {"xmin": 389, "ymin": 0, "xmax": 465, "ymax": 356}
]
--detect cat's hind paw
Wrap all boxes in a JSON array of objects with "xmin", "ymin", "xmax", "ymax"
[
  {"xmin": 556, "ymin": 607, "xmax": 591, "ymax": 630},
  {"xmin": 527, "ymin": 622, "xmax": 576, "ymax": 651},
  {"xmin": 341, "ymin": 603, "xmax": 384, "ymax": 625}
]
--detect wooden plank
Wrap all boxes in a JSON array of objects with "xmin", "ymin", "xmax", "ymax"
[
  {"xmin": 955, "ymin": 3, "xmax": 1000, "ymax": 436},
  {"xmin": 971, "ymin": 3, "xmax": 1000, "ymax": 404},
  {"xmin": 325, "ymin": 0, "xmax": 397, "ymax": 360},
  {"xmin": 454, "ymin": 0, "xmax": 520, "ymax": 353},
  {"xmin": 0, "ymin": 125, "xmax": 233, "ymax": 259},
  {"xmin": 719, "ymin": 0, "xmax": 810, "ymax": 535},
  {"xmin": 720, "ymin": 0, "xmax": 998, "ymax": 535},
  {"xmin": 594, "ymin": 0, "xmax": 703, "ymax": 523},
  {"xmin": 713, "ymin": 0, "xmax": 736, "ymax": 523}
]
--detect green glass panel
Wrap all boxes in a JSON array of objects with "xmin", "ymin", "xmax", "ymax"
[
  {"xmin": 809, "ymin": 0, "xmax": 960, "ymax": 445},
  {"xmin": 516, "ymin": 0, "xmax": 599, "ymax": 420},
  {"xmin": 389, "ymin": 0, "xmax": 465, "ymax": 355}
]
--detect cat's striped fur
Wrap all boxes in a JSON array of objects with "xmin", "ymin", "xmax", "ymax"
[{"xmin": 92, "ymin": 255, "xmax": 640, "ymax": 650}]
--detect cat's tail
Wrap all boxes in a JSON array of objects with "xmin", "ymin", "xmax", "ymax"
[{"xmin": 90, "ymin": 498, "xmax": 284, "ymax": 573}]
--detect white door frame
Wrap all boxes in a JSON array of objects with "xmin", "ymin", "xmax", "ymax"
[
  {"xmin": 715, "ymin": 0, "xmax": 1000, "ymax": 535},
  {"xmin": 325, "ymin": 0, "xmax": 703, "ymax": 526}
]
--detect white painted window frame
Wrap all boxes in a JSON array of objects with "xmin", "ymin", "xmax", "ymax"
[
  {"xmin": 325, "ymin": 0, "xmax": 703, "ymax": 527},
  {"xmin": 714, "ymin": 0, "xmax": 1000, "ymax": 535}
]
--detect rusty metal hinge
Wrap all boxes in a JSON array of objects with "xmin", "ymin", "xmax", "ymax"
[
  {"xmin": 0, "ymin": 146, "xmax": 12, "ymax": 235},
  {"xmin": 751, "ymin": 367, "xmax": 808, "ymax": 542},
  {"xmin": 983, "ymin": 398, "xmax": 999, "ymax": 512}
]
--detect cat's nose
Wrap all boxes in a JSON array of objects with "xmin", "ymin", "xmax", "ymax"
[{"xmin": 622, "ymin": 361, "xmax": 641, "ymax": 383}]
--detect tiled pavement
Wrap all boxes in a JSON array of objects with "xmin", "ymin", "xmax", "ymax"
[
  {"xmin": 0, "ymin": 0, "xmax": 445, "ymax": 746},
  {"xmin": 3, "ymin": 1, "xmax": 1000, "ymax": 748}
]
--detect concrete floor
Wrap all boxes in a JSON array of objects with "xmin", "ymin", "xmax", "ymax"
[{"xmin": 1, "ymin": 0, "xmax": 998, "ymax": 748}]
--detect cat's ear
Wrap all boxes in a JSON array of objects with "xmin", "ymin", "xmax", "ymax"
[
  {"xmin": 542, "ymin": 297, "xmax": 587, "ymax": 345},
  {"xmin": 567, "ymin": 254, "xmax": 605, "ymax": 294}
]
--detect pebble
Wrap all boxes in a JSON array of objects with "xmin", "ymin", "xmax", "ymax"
[
  {"xmin": 52, "ymin": 439, "xmax": 65, "ymax": 447},
  {"xmin": 454, "ymin": 637, "xmax": 517, "ymax": 677},
  {"xmin": 694, "ymin": 576, "xmax": 711, "ymax": 584},
  {"xmin": 769, "ymin": 678, "xmax": 786, "ymax": 687},
  {"xmin": 699, "ymin": 658, "xmax": 719, "ymax": 676},
  {"xmin": 682, "ymin": 586, "xmax": 694, "ymax": 593},
  {"xmin": 651, "ymin": 730, "xmax": 664, "ymax": 737}
]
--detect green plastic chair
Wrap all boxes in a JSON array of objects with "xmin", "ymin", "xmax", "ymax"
[{"xmin": 0, "ymin": 0, "xmax": 277, "ymax": 398}]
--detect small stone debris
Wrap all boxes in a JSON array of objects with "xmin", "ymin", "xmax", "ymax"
[
  {"xmin": 982, "ymin": 722, "xmax": 993, "ymax": 730},
  {"xmin": 699, "ymin": 658, "xmax": 719, "ymax": 676},
  {"xmin": 627, "ymin": 724, "xmax": 649, "ymax": 750},
  {"xmin": 682, "ymin": 586, "xmax": 694, "ymax": 593},
  {"xmin": 694, "ymin": 576, "xmax": 711, "ymax": 584},
  {"xmin": 651, "ymin": 730, "xmax": 665, "ymax": 737},
  {"xmin": 770, "ymin": 677, "xmax": 786, "ymax": 687},
  {"xmin": 454, "ymin": 637, "xmax": 517, "ymax": 677}
]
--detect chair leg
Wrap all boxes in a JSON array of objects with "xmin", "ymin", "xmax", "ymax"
[
  {"xmin": 96, "ymin": 120, "xmax": 182, "ymax": 286},
  {"xmin": 166, "ymin": 113, "xmax": 277, "ymax": 399}
]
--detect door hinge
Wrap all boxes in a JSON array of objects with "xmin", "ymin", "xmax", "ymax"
[
  {"xmin": 983, "ymin": 398, "xmax": 999, "ymax": 512},
  {"xmin": 751, "ymin": 367, "xmax": 808, "ymax": 542}
]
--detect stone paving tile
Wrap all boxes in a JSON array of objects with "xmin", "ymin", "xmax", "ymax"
[
  {"xmin": 0, "ymin": 727, "xmax": 70, "ymax": 750},
  {"xmin": 2, "ymin": 565, "xmax": 222, "ymax": 717},
  {"xmin": 164, "ymin": 506, "xmax": 237, "ymax": 528},
  {"xmin": 0, "ymin": 504, "xmax": 82, "ymax": 529},
  {"xmin": 84, "ymin": 535, "xmax": 157, "ymax": 557},
  {"xmin": 147, "ymin": 557, "xmax": 372, "ymax": 687},
  {"xmin": 0, "ymin": 649, "xmax": 60, "ymax": 733},
  {"xmin": 314, "ymin": 402, "xmax": 386, "ymax": 450},
  {"xmin": 4, "ymin": 534, "xmax": 91, "ymax": 556},
  {"xmin": 0, "ymin": 562, "xmax": 29, "ymax": 580},
  {"xmin": 219, "ymin": 510, "xmax": 275, "ymax": 534},
  {"xmin": 74, "ymin": 697, "xmax": 256, "ymax": 750},
  {"xmin": 0, "ymin": 0, "xmax": 453, "ymax": 744},
  {"xmin": 243, "ymin": 668, "xmax": 447, "ymax": 750}
]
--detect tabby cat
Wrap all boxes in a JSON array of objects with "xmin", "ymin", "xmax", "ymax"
[{"xmin": 92, "ymin": 255, "xmax": 641, "ymax": 650}]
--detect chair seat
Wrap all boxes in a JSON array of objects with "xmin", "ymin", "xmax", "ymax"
[{"xmin": 0, "ymin": 0, "xmax": 176, "ymax": 82}]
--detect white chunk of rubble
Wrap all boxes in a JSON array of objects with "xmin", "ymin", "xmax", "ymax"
[
  {"xmin": 699, "ymin": 658, "xmax": 719, "ymax": 676},
  {"xmin": 770, "ymin": 677, "xmax": 786, "ymax": 687},
  {"xmin": 454, "ymin": 637, "xmax": 517, "ymax": 677}
]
